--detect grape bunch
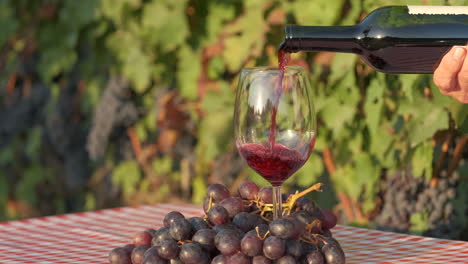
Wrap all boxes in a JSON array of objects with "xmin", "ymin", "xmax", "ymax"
[{"xmin": 109, "ymin": 181, "xmax": 345, "ymax": 264}]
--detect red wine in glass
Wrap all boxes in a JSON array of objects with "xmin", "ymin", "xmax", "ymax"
[{"xmin": 234, "ymin": 56, "xmax": 316, "ymax": 219}]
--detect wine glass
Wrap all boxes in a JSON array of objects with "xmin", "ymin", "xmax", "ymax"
[{"xmin": 234, "ymin": 66, "xmax": 316, "ymax": 219}]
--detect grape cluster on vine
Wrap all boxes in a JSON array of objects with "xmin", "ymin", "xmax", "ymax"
[{"xmin": 109, "ymin": 181, "xmax": 345, "ymax": 264}]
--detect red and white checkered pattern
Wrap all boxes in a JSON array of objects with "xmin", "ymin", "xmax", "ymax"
[{"xmin": 0, "ymin": 204, "xmax": 467, "ymax": 263}]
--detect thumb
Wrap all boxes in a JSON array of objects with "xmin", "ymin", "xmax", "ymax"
[{"xmin": 434, "ymin": 46, "xmax": 466, "ymax": 93}]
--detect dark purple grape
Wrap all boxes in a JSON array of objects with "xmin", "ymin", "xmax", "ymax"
[
  {"xmin": 170, "ymin": 218, "xmax": 193, "ymax": 241},
  {"xmin": 301, "ymin": 241, "xmax": 318, "ymax": 254},
  {"xmin": 122, "ymin": 244, "xmax": 136, "ymax": 254},
  {"xmin": 142, "ymin": 247, "xmax": 168, "ymax": 264},
  {"xmin": 169, "ymin": 258, "xmax": 183, "ymax": 264},
  {"xmin": 268, "ymin": 218, "xmax": 297, "ymax": 239},
  {"xmin": 208, "ymin": 205, "xmax": 230, "ymax": 225},
  {"xmin": 321, "ymin": 243, "xmax": 345, "ymax": 264},
  {"xmin": 252, "ymin": 256, "xmax": 272, "ymax": 264},
  {"xmin": 152, "ymin": 227, "xmax": 174, "ymax": 246},
  {"xmin": 255, "ymin": 224, "xmax": 269, "ymax": 237},
  {"xmin": 179, "ymin": 242, "xmax": 209, "ymax": 264},
  {"xmin": 233, "ymin": 212, "xmax": 262, "ymax": 233},
  {"xmin": 219, "ymin": 197, "xmax": 244, "ymax": 218},
  {"xmin": 109, "ymin": 247, "xmax": 131, "ymax": 264},
  {"xmin": 237, "ymin": 180, "xmax": 259, "ymax": 200},
  {"xmin": 133, "ymin": 231, "xmax": 153, "ymax": 246},
  {"xmin": 211, "ymin": 255, "xmax": 227, "ymax": 264},
  {"xmin": 192, "ymin": 228, "xmax": 217, "ymax": 252},
  {"xmin": 258, "ymin": 187, "xmax": 273, "ymax": 203},
  {"xmin": 132, "ymin": 245, "xmax": 150, "ymax": 264},
  {"xmin": 241, "ymin": 231, "xmax": 263, "ymax": 257},
  {"xmin": 285, "ymin": 240, "xmax": 303, "ymax": 258},
  {"xmin": 321, "ymin": 229, "xmax": 332, "ymax": 237},
  {"xmin": 188, "ymin": 217, "xmax": 210, "ymax": 231},
  {"xmin": 207, "ymin": 183, "xmax": 231, "ymax": 202},
  {"xmin": 296, "ymin": 197, "xmax": 317, "ymax": 212},
  {"xmin": 263, "ymin": 236, "xmax": 285, "ymax": 260},
  {"xmin": 215, "ymin": 230, "xmax": 242, "ymax": 256},
  {"xmin": 164, "ymin": 211, "xmax": 185, "ymax": 227},
  {"xmin": 145, "ymin": 229, "xmax": 157, "ymax": 237},
  {"xmin": 320, "ymin": 208, "xmax": 337, "ymax": 230},
  {"xmin": 227, "ymin": 252, "xmax": 251, "ymax": 264},
  {"xmin": 203, "ymin": 198, "xmax": 214, "ymax": 214},
  {"xmin": 303, "ymin": 250, "xmax": 324, "ymax": 264},
  {"xmin": 275, "ymin": 255, "xmax": 296, "ymax": 264},
  {"xmin": 292, "ymin": 211, "xmax": 314, "ymax": 225},
  {"xmin": 212, "ymin": 223, "xmax": 244, "ymax": 237},
  {"xmin": 157, "ymin": 239, "xmax": 180, "ymax": 259}
]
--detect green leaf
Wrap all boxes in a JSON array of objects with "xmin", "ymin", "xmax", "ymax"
[
  {"xmin": 60, "ymin": 0, "xmax": 98, "ymax": 28},
  {"xmin": 0, "ymin": 0, "xmax": 17, "ymax": 47},
  {"xmin": 177, "ymin": 46, "xmax": 201, "ymax": 100},
  {"xmin": 290, "ymin": 0, "xmax": 344, "ymax": 25},
  {"xmin": 197, "ymin": 109, "xmax": 233, "ymax": 162},
  {"xmin": 112, "ymin": 161, "xmax": 141, "ymax": 197},
  {"xmin": 364, "ymin": 74, "xmax": 385, "ymax": 135},
  {"xmin": 409, "ymin": 212, "xmax": 429, "ymax": 234},
  {"xmin": 142, "ymin": 0, "xmax": 188, "ymax": 52},
  {"xmin": 15, "ymin": 166, "xmax": 48, "ymax": 205},
  {"xmin": 406, "ymin": 99, "xmax": 448, "ymax": 146},
  {"xmin": 152, "ymin": 157, "xmax": 173, "ymax": 175},
  {"xmin": 399, "ymin": 74, "xmax": 420, "ymax": 102},
  {"xmin": 100, "ymin": 0, "xmax": 141, "ymax": 24},
  {"xmin": 295, "ymin": 152, "xmax": 324, "ymax": 188},
  {"xmin": 411, "ymin": 141, "xmax": 433, "ymax": 180},
  {"xmin": 206, "ymin": 2, "xmax": 236, "ymax": 44}
]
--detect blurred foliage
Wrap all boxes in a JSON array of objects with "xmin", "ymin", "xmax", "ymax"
[{"xmin": 0, "ymin": 0, "xmax": 467, "ymax": 240}]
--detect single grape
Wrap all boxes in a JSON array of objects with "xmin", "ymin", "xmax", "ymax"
[
  {"xmin": 170, "ymin": 218, "xmax": 193, "ymax": 241},
  {"xmin": 212, "ymin": 223, "xmax": 244, "ymax": 237},
  {"xmin": 303, "ymin": 250, "xmax": 324, "ymax": 264},
  {"xmin": 122, "ymin": 244, "xmax": 136, "ymax": 254},
  {"xmin": 227, "ymin": 252, "xmax": 251, "ymax": 264},
  {"xmin": 263, "ymin": 236, "xmax": 285, "ymax": 260},
  {"xmin": 241, "ymin": 231, "xmax": 263, "ymax": 257},
  {"xmin": 169, "ymin": 258, "xmax": 183, "ymax": 264},
  {"xmin": 292, "ymin": 211, "xmax": 314, "ymax": 225},
  {"xmin": 258, "ymin": 187, "xmax": 273, "ymax": 203},
  {"xmin": 145, "ymin": 229, "xmax": 157, "ymax": 237},
  {"xmin": 285, "ymin": 239, "xmax": 303, "ymax": 258},
  {"xmin": 133, "ymin": 231, "xmax": 153, "ymax": 246},
  {"xmin": 269, "ymin": 218, "xmax": 297, "ymax": 239},
  {"xmin": 131, "ymin": 245, "xmax": 150, "ymax": 264},
  {"xmin": 152, "ymin": 227, "xmax": 174, "ymax": 246},
  {"xmin": 252, "ymin": 256, "xmax": 272, "ymax": 264},
  {"xmin": 211, "ymin": 255, "xmax": 227, "ymax": 264},
  {"xmin": 275, "ymin": 255, "xmax": 296, "ymax": 264},
  {"xmin": 192, "ymin": 228, "xmax": 217, "ymax": 252},
  {"xmin": 207, "ymin": 184, "xmax": 231, "ymax": 202},
  {"xmin": 179, "ymin": 242, "xmax": 209, "ymax": 264},
  {"xmin": 219, "ymin": 197, "xmax": 244, "ymax": 218},
  {"xmin": 320, "ymin": 208, "xmax": 337, "ymax": 230},
  {"xmin": 208, "ymin": 205, "xmax": 230, "ymax": 225},
  {"xmin": 215, "ymin": 230, "xmax": 242, "ymax": 256},
  {"xmin": 142, "ymin": 247, "xmax": 168, "ymax": 264},
  {"xmin": 232, "ymin": 212, "xmax": 261, "ymax": 232},
  {"xmin": 157, "ymin": 239, "xmax": 180, "ymax": 259},
  {"xmin": 203, "ymin": 198, "xmax": 214, "ymax": 214},
  {"xmin": 321, "ymin": 243, "xmax": 345, "ymax": 264},
  {"xmin": 237, "ymin": 180, "xmax": 259, "ymax": 200},
  {"xmin": 164, "ymin": 211, "xmax": 185, "ymax": 227},
  {"xmin": 188, "ymin": 217, "xmax": 210, "ymax": 232},
  {"xmin": 109, "ymin": 247, "xmax": 131, "ymax": 264}
]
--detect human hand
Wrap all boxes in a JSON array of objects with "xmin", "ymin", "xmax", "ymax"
[{"xmin": 433, "ymin": 45, "xmax": 468, "ymax": 103}]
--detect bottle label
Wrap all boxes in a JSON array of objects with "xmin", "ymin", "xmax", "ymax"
[{"xmin": 408, "ymin": 5, "xmax": 468, "ymax": 15}]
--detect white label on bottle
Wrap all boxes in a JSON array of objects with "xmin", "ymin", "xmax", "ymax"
[{"xmin": 408, "ymin": 5, "xmax": 468, "ymax": 15}]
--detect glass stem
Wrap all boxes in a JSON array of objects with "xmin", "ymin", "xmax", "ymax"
[{"xmin": 272, "ymin": 185, "xmax": 283, "ymax": 219}]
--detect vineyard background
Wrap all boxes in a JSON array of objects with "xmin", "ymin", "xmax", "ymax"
[{"xmin": 1, "ymin": 0, "xmax": 468, "ymax": 241}]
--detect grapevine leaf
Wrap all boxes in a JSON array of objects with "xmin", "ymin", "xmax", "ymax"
[
  {"xmin": 112, "ymin": 161, "xmax": 141, "ymax": 197},
  {"xmin": 290, "ymin": 0, "xmax": 344, "ymax": 26},
  {"xmin": 411, "ymin": 141, "xmax": 433, "ymax": 180},
  {"xmin": 364, "ymin": 74, "xmax": 385, "ymax": 135},
  {"xmin": 409, "ymin": 212, "xmax": 429, "ymax": 235},
  {"xmin": 0, "ymin": 0, "xmax": 17, "ymax": 47},
  {"xmin": 295, "ymin": 152, "xmax": 324, "ymax": 188},
  {"xmin": 197, "ymin": 109, "xmax": 233, "ymax": 162},
  {"xmin": 60, "ymin": 0, "xmax": 98, "ymax": 28},
  {"xmin": 100, "ymin": 0, "xmax": 141, "ymax": 24},
  {"xmin": 399, "ymin": 74, "xmax": 420, "ymax": 102},
  {"xmin": 177, "ymin": 45, "xmax": 201, "ymax": 100},
  {"xmin": 206, "ymin": 1, "xmax": 236, "ymax": 44}
]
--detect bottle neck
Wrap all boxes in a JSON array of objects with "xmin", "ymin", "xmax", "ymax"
[{"xmin": 279, "ymin": 25, "xmax": 361, "ymax": 54}]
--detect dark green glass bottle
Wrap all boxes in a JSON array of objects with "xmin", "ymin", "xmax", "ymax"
[{"xmin": 280, "ymin": 5, "xmax": 468, "ymax": 73}]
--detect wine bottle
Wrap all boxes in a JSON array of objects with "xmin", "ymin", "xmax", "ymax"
[{"xmin": 279, "ymin": 5, "xmax": 468, "ymax": 73}]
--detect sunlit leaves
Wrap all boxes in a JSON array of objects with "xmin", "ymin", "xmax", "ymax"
[
  {"xmin": 288, "ymin": 0, "xmax": 344, "ymax": 25},
  {"xmin": 412, "ymin": 141, "xmax": 433, "ymax": 179},
  {"xmin": 364, "ymin": 74, "xmax": 385, "ymax": 135},
  {"xmin": 113, "ymin": 161, "xmax": 141, "ymax": 197},
  {"xmin": 177, "ymin": 46, "xmax": 201, "ymax": 100}
]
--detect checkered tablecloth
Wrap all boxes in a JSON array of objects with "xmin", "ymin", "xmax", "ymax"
[{"xmin": 0, "ymin": 204, "xmax": 467, "ymax": 264}]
